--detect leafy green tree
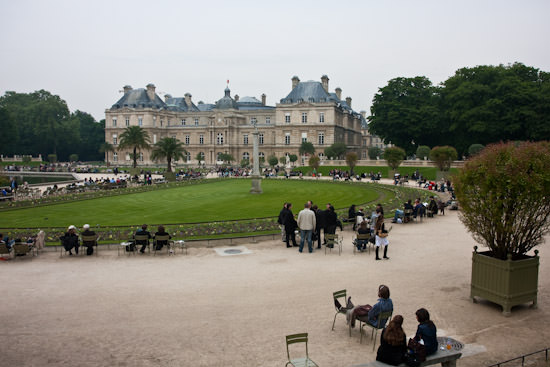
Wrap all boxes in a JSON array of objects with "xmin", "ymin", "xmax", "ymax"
[
  {"xmin": 22, "ymin": 155, "xmax": 32, "ymax": 164},
  {"xmin": 0, "ymin": 106, "xmax": 17, "ymax": 155},
  {"xmin": 69, "ymin": 154, "xmax": 79, "ymax": 162},
  {"xmin": 430, "ymin": 146, "xmax": 458, "ymax": 171},
  {"xmin": 150, "ymin": 137, "xmax": 187, "ymax": 172},
  {"xmin": 218, "ymin": 153, "xmax": 234, "ymax": 164},
  {"xmin": 368, "ymin": 76, "xmax": 441, "ymax": 155},
  {"xmin": 299, "ymin": 141, "xmax": 315, "ymax": 156},
  {"xmin": 279, "ymin": 156, "xmax": 286, "ymax": 165},
  {"xmin": 345, "ymin": 152, "xmax": 358, "ymax": 175},
  {"xmin": 368, "ymin": 146, "xmax": 382, "ymax": 160},
  {"xmin": 117, "ymin": 126, "xmax": 151, "ymax": 168},
  {"xmin": 240, "ymin": 158, "xmax": 250, "ymax": 168},
  {"xmin": 64, "ymin": 111, "xmax": 104, "ymax": 161},
  {"xmin": 268, "ymin": 155, "xmax": 278, "ymax": 167},
  {"xmin": 289, "ymin": 154, "xmax": 298, "ymax": 165},
  {"xmin": 384, "ymin": 147, "xmax": 406, "ymax": 170},
  {"xmin": 330, "ymin": 142, "xmax": 347, "ymax": 159},
  {"xmin": 48, "ymin": 154, "xmax": 57, "ymax": 163},
  {"xmin": 99, "ymin": 142, "xmax": 115, "ymax": 166},
  {"xmin": 454, "ymin": 141, "xmax": 550, "ymax": 260},
  {"xmin": 195, "ymin": 152, "xmax": 205, "ymax": 165},
  {"xmin": 416, "ymin": 145, "xmax": 431, "ymax": 160},
  {"xmin": 468, "ymin": 144, "xmax": 485, "ymax": 157},
  {"xmin": 441, "ymin": 63, "xmax": 550, "ymax": 154},
  {"xmin": 308, "ymin": 155, "xmax": 320, "ymax": 171},
  {"xmin": 323, "ymin": 146, "xmax": 336, "ymax": 159}
]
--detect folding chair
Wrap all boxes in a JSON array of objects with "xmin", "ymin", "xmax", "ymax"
[
  {"xmin": 153, "ymin": 235, "xmax": 173, "ymax": 256},
  {"xmin": 325, "ymin": 233, "xmax": 342, "ymax": 255},
  {"xmin": 331, "ymin": 290, "xmax": 348, "ymax": 331},
  {"xmin": 285, "ymin": 333, "xmax": 318, "ymax": 367},
  {"xmin": 12, "ymin": 242, "xmax": 36, "ymax": 260},
  {"xmin": 360, "ymin": 310, "xmax": 393, "ymax": 351},
  {"xmin": 81, "ymin": 234, "xmax": 99, "ymax": 256},
  {"xmin": 353, "ymin": 233, "xmax": 371, "ymax": 254}
]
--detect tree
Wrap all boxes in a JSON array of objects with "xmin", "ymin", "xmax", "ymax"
[
  {"xmin": 323, "ymin": 146, "xmax": 336, "ymax": 159},
  {"xmin": 468, "ymin": 144, "xmax": 485, "ymax": 157},
  {"xmin": 117, "ymin": 126, "xmax": 151, "ymax": 168},
  {"xmin": 267, "ymin": 155, "xmax": 278, "ymax": 167},
  {"xmin": 368, "ymin": 76, "xmax": 441, "ymax": 155},
  {"xmin": 430, "ymin": 146, "xmax": 458, "ymax": 171},
  {"xmin": 150, "ymin": 137, "xmax": 187, "ymax": 173},
  {"xmin": 345, "ymin": 152, "xmax": 358, "ymax": 175},
  {"xmin": 299, "ymin": 141, "xmax": 315, "ymax": 156},
  {"xmin": 416, "ymin": 145, "xmax": 431, "ymax": 160},
  {"xmin": 308, "ymin": 155, "xmax": 320, "ymax": 171},
  {"xmin": 368, "ymin": 146, "xmax": 382, "ymax": 160},
  {"xmin": 99, "ymin": 142, "xmax": 115, "ymax": 166},
  {"xmin": 331, "ymin": 142, "xmax": 347, "ymax": 159},
  {"xmin": 279, "ymin": 156, "xmax": 286, "ymax": 165},
  {"xmin": 48, "ymin": 154, "xmax": 57, "ymax": 163},
  {"xmin": 454, "ymin": 141, "xmax": 550, "ymax": 260},
  {"xmin": 218, "ymin": 153, "xmax": 234, "ymax": 165},
  {"xmin": 240, "ymin": 158, "xmax": 250, "ymax": 168},
  {"xmin": 195, "ymin": 152, "xmax": 204, "ymax": 165},
  {"xmin": 289, "ymin": 154, "xmax": 298, "ymax": 165},
  {"xmin": 69, "ymin": 154, "xmax": 79, "ymax": 162},
  {"xmin": 383, "ymin": 147, "xmax": 406, "ymax": 170}
]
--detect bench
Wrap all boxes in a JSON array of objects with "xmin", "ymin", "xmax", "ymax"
[
  {"xmin": 0, "ymin": 195, "xmax": 14, "ymax": 201},
  {"xmin": 352, "ymin": 348, "xmax": 462, "ymax": 367}
]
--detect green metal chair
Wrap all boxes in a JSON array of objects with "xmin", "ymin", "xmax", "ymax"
[
  {"xmin": 331, "ymin": 289, "xmax": 348, "ymax": 331},
  {"xmin": 134, "ymin": 234, "xmax": 151, "ymax": 254},
  {"xmin": 353, "ymin": 233, "xmax": 371, "ymax": 254},
  {"xmin": 0, "ymin": 243, "xmax": 12, "ymax": 259},
  {"xmin": 153, "ymin": 234, "xmax": 173, "ymax": 256},
  {"xmin": 360, "ymin": 310, "xmax": 393, "ymax": 351},
  {"xmin": 81, "ymin": 234, "xmax": 99, "ymax": 256},
  {"xmin": 285, "ymin": 333, "xmax": 318, "ymax": 367},
  {"xmin": 13, "ymin": 242, "xmax": 36, "ymax": 260},
  {"xmin": 324, "ymin": 233, "xmax": 342, "ymax": 255}
]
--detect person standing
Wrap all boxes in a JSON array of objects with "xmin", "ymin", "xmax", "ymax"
[
  {"xmin": 312, "ymin": 204, "xmax": 324, "ymax": 249},
  {"xmin": 297, "ymin": 202, "xmax": 316, "ymax": 253},
  {"xmin": 324, "ymin": 204, "xmax": 338, "ymax": 235},
  {"xmin": 375, "ymin": 210, "xmax": 389, "ymax": 260},
  {"xmin": 278, "ymin": 203, "xmax": 288, "ymax": 243},
  {"xmin": 283, "ymin": 203, "xmax": 298, "ymax": 248}
]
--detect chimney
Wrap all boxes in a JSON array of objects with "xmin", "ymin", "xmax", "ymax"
[
  {"xmin": 184, "ymin": 93, "xmax": 192, "ymax": 106},
  {"xmin": 123, "ymin": 85, "xmax": 133, "ymax": 94},
  {"xmin": 261, "ymin": 93, "xmax": 266, "ymax": 106},
  {"xmin": 360, "ymin": 110, "xmax": 366, "ymax": 119},
  {"xmin": 346, "ymin": 97, "xmax": 352, "ymax": 108},
  {"xmin": 292, "ymin": 76, "xmax": 300, "ymax": 89},
  {"xmin": 146, "ymin": 83, "xmax": 156, "ymax": 101},
  {"xmin": 335, "ymin": 87, "xmax": 342, "ymax": 100},
  {"xmin": 234, "ymin": 94, "xmax": 239, "ymax": 102},
  {"xmin": 321, "ymin": 75, "xmax": 329, "ymax": 92}
]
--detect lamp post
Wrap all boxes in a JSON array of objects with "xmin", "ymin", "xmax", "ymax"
[{"xmin": 250, "ymin": 120, "xmax": 263, "ymax": 194}]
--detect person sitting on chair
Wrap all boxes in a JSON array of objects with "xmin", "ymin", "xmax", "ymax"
[
  {"xmin": 348, "ymin": 285, "xmax": 393, "ymax": 329},
  {"xmin": 135, "ymin": 224, "xmax": 152, "ymax": 254},
  {"xmin": 154, "ymin": 225, "xmax": 171, "ymax": 251},
  {"xmin": 81, "ymin": 224, "xmax": 96, "ymax": 256},
  {"xmin": 354, "ymin": 221, "xmax": 370, "ymax": 251},
  {"xmin": 427, "ymin": 196, "xmax": 438, "ymax": 217},
  {"xmin": 414, "ymin": 308, "xmax": 438, "ymax": 356},
  {"xmin": 62, "ymin": 225, "xmax": 79, "ymax": 255},
  {"xmin": 376, "ymin": 315, "xmax": 407, "ymax": 366}
]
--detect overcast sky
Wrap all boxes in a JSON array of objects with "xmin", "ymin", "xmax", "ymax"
[{"xmin": 1, "ymin": 0, "xmax": 549, "ymax": 121}]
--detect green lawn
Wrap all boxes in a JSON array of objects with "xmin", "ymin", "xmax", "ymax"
[{"xmin": 1, "ymin": 179, "xmax": 380, "ymax": 228}]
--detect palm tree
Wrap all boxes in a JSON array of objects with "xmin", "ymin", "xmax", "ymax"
[
  {"xmin": 117, "ymin": 126, "xmax": 151, "ymax": 168},
  {"xmin": 99, "ymin": 142, "xmax": 114, "ymax": 167},
  {"xmin": 150, "ymin": 137, "xmax": 187, "ymax": 172}
]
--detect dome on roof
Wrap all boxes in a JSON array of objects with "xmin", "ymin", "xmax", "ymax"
[{"xmin": 215, "ymin": 87, "xmax": 238, "ymax": 110}]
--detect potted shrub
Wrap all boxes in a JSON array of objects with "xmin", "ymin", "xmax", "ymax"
[{"xmin": 454, "ymin": 141, "xmax": 550, "ymax": 315}]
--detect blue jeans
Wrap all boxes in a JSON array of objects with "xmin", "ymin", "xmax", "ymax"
[
  {"xmin": 299, "ymin": 230, "xmax": 313, "ymax": 252},
  {"xmin": 393, "ymin": 209, "xmax": 404, "ymax": 221}
]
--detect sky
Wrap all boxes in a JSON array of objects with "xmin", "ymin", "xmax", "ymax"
[{"xmin": 1, "ymin": 0, "xmax": 549, "ymax": 122}]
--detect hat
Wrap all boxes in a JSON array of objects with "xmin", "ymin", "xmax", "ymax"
[
  {"xmin": 83, "ymin": 224, "xmax": 90, "ymax": 230},
  {"xmin": 68, "ymin": 225, "xmax": 76, "ymax": 230}
]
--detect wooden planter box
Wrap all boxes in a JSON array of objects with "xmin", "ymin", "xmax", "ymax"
[{"xmin": 471, "ymin": 248, "xmax": 539, "ymax": 315}]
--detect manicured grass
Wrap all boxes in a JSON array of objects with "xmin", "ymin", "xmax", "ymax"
[
  {"xmin": 293, "ymin": 166, "xmax": 458, "ymax": 180},
  {"xmin": 1, "ymin": 179, "xmax": 380, "ymax": 228}
]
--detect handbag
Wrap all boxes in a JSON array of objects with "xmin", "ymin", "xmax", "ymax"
[{"xmin": 407, "ymin": 338, "xmax": 426, "ymax": 362}]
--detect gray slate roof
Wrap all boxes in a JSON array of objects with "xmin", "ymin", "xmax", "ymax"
[
  {"xmin": 280, "ymin": 81, "xmax": 331, "ymax": 103},
  {"xmin": 165, "ymin": 97, "xmax": 200, "ymax": 112},
  {"xmin": 111, "ymin": 89, "xmax": 166, "ymax": 109}
]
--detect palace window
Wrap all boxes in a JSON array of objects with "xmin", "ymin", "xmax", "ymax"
[
  {"xmin": 318, "ymin": 132, "xmax": 325, "ymax": 145},
  {"xmin": 138, "ymin": 117, "xmax": 143, "ymax": 126},
  {"xmin": 319, "ymin": 112, "xmax": 325, "ymax": 123},
  {"xmin": 125, "ymin": 117, "xmax": 130, "ymax": 127},
  {"xmin": 285, "ymin": 133, "xmax": 290, "ymax": 145},
  {"xmin": 265, "ymin": 116, "xmax": 270, "ymax": 124},
  {"xmin": 302, "ymin": 112, "xmax": 307, "ymax": 123},
  {"xmin": 259, "ymin": 133, "xmax": 264, "ymax": 145},
  {"xmin": 243, "ymin": 134, "xmax": 248, "ymax": 145},
  {"xmin": 243, "ymin": 152, "xmax": 250, "ymax": 160},
  {"xmin": 185, "ymin": 135, "xmax": 190, "ymax": 145},
  {"xmin": 181, "ymin": 119, "xmax": 186, "ymax": 126},
  {"xmin": 301, "ymin": 132, "xmax": 307, "ymax": 143},
  {"xmin": 194, "ymin": 118, "xmax": 199, "ymax": 126},
  {"xmin": 112, "ymin": 118, "xmax": 117, "ymax": 127},
  {"xmin": 285, "ymin": 113, "xmax": 290, "ymax": 123},
  {"xmin": 199, "ymin": 134, "xmax": 204, "ymax": 145},
  {"xmin": 112, "ymin": 134, "xmax": 117, "ymax": 145},
  {"xmin": 217, "ymin": 133, "xmax": 224, "ymax": 145},
  {"xmin": 113, "ymin": 152, "xmax": 118, "ymax": 162},
  {"xmin": 251, "ymin": 117, "xmax": 257, "ymax": 124}
]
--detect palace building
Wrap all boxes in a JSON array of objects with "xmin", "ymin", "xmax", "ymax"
[{"xmin": 104, "ymin": 75, "xmax": 384, "ymax": 166}]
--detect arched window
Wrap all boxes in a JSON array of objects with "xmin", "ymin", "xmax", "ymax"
[{"xmin": 243, "ymin": 152, "xmax": 250, "ymax": 160}]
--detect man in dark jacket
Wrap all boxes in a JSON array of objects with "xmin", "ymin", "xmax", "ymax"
[
  {"xmin": 283, "ymin": 203, "xmax": 297, "ymax": 248},
  {"xmin": 81, "ymin": 224, "xmax": 96, "ymax": 256},
  {"xmin": 135, "ymin": 224, "xmax": 152, "ymax": 253},
  {"xmin": 313, "ymin": 205, "xmax": 325, "ymax": 249}
]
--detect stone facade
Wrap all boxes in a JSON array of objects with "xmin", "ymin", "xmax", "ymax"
[{"xmin": 104, "ymin": 75, "xmax": 384, "ymax": 166}]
